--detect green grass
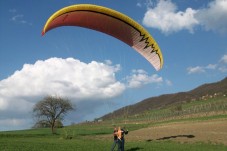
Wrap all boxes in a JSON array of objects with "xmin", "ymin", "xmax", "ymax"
[
  {"xmin": 1, "ymin": 115, "xmax": 227, "ymax": 151},
  {"xmin": 148, "ymin": 114, "xmax": 227, "ymax": 127},
  {"xmin": 0, "ymin": 135, "xmax": 109, "ymax": 151},
  {"xmin": 1, "ymin": 96, "xmax": 227, "ymax": 151},
  {"xmin": 1, "ymin": 134, "xmax": 226, "ymax": 151},
  {"xmin": 120, "ymin": 96, "xmax": 227, "ymax": 123}
]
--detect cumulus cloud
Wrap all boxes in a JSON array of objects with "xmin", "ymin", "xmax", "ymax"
[
  {"xmin": 0, "ymin": 58, "xmax": 126, "ymax": 128},
  {"xmin": 143, "ymin": 0, "xmax": 227, "ymax": 34},
  {"xmin": 143, "ymin": 0, "xmax": 198, "ymax": 34},
  {"xmin": 187, "ymin": 54, "xmax": 227, "ymax": 74},
  {"xmin": 0, "ymin": 58, "xmax": 125, "ymax": 109},
  {"xmin": 196, "ymin": 0, "xmax": 227, "ymax": 34},
  {"xmin": 0, "ymin": 58, "xmax": 168, "ymax": 130},
  {"xmin": 126, "ymin": 69, "xmax": 163, "ymax": 88}
]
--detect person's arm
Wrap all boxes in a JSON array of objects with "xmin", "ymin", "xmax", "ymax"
[
  {"xmin": 113, "ymin": 131, "xmax": 117, "ymax": 136},
  {"xmin": 122, "ymin": 129, "xmax": 128, "ymax": 135}
]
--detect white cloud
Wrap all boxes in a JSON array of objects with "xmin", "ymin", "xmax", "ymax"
[
  {"xmin": 0, "ymin": 58, "xmax": 126, "ymax": 129},
  {"xmin": 126, "ymin": 69, "xmax": 163, "ymax": 88},
  {"xmin": 220, "ymin": 54, "xmax": 227, "ymax": 63},
  {"xmin": 9, "ymin": 9, "xmax": 32, "ymax": 25},
  {"xmin": 196, "ymin": 0, "xmax": 227, "ymax": 34},
  {"xmin": 187, "ymin": 66, "xmax": 205, "ymax": 74},
  {"xmin": 0, "ymin": 58, "xmax": 168, "ymax": 130},
  {"xmin": 104, "ymin": 60, "xmax": 113, "ymax": 65},
  {"xmin": 165, "ymin": 79, "xmax": 173, "ymax": 86},
  {"xmin": 136, "ymin": 0, "xmax": 155, "ymax": 8},
  {"xmin": 218, "ymin": 54, "xmax": 227, "ymax": 72},
  {"xmin": 206, "ymin": 64, "xmax": 217, "ymax": 70},
  {"xmin": 0, "ymin": 98, "xmax": 8, "ymax": 110},
  {"xmin": 0, "ymin": 119, "xmax": 26, "ymax": 127},
  {"xmin": 143, "ymin": 0, "xmax": 198, "ymax": 34},
  {"xmin": 0, "ymin": 58, "xmax": 125, "ymax": 108},
  {"xmin": 218, "ymin": 66, "xmax": 227, "ymax": 72},
  {"xmin": 187, "ymin": 54, "xmax": 227, "ymax": 74},
  {"xmin": 143, "ymin": 0, "xmax": 227, "ymax": 34},
  {"xmin": 11, "ymin": 14, "xmax": 23, "ymax": 21},
  {"xmin": 145, "ymin": 0, "xmax": 155, "ymax": 8},
  {"xmin": 10, "ymin": 14, "xmax": 32, "ymax": 25},
  {"xmin": 0, "ymin": 118, "xmax": 30, "ymax": 131},
  {"xmin": 136, "ymin": 2, "xmax": 142, "ymax": 7}
]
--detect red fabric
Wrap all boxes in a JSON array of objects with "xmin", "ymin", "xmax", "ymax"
[{"xmin": 44, "ymin": 11, "xmax": 135, "ymax": 46}]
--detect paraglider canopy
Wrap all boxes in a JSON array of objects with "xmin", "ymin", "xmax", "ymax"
[{"xmin": 42, "ymin": 4, "xmax": 163, "ymax": 71}]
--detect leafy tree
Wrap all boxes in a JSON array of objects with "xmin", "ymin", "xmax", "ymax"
[{"xmin": 33, "ymin": 96, "xmax": 75, "ymax": 134}]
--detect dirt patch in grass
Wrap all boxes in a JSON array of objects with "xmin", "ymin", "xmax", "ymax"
[
  {"xmin": 127, "ymin": 119, "xmax": 227, "ymax": 145},
  {"xmin": 98, "ymin": 118, "xmax": 227, "ymax": 145}
]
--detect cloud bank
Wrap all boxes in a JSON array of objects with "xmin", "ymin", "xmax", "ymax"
[
  {"xmin": 0, "ymin": 58, "xmax": 166, "ymax": 130},
  {"xmin": 0, "ymin": 58, "xmax": 125, "ymax": 111},
  {"xmin": 142, "ymin": 0, "xmax": 227, "ymax": 34}
]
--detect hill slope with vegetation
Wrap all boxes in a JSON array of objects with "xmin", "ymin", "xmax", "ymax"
[{"xmin": 101, "ymin": 77, "xmax": 227, "ymax": 121}]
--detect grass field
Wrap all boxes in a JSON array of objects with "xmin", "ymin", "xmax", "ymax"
[
  {"xmin": 0, "ymin": 130, "xmax": 227, "ymax": 151},
  {"xmin": 1, "ymin": 115, "xmax": 227, "ymax": 151},
  {"xmin": 1, "ymin": 97, "xmax": 227, "ymax": 151}
]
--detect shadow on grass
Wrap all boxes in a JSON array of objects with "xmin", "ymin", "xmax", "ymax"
[
  {"xmin": 126, "ymin": 147, "xmax": 143, "ymax": 151},
  {"xmin": 146, "ymin": 134, "xmax": 195, "ymax": 142}
]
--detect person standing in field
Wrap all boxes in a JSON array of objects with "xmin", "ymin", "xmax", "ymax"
[
  {"xmin": 110, "ymin": 127, "xmax": 118, "ymax": 151},
  {"xmin": 117, "ymin": 127, "xmax": 122, "ymax": 151},
  {"xmin": 119, "ymin": 127, "xmax": 128, "ymax": 151}
]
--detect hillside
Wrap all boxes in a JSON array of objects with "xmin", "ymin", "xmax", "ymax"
[{"xmin": 101, "ymin": 77, "xmax": 227, "ymax": 120}]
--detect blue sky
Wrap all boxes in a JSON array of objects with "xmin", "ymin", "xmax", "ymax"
[{"xmin": 0, "ymin": 0, "xmax": 227, "ymax": 131}]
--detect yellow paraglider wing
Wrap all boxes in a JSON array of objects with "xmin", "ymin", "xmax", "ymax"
[{"xmin": 42, "ymin": 4, "xmax": 163, "ymax": 70}]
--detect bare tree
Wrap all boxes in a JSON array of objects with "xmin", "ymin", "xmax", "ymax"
[{"xmin": 33, "ymin": 96, "xmax": 75, "ymax": 134}]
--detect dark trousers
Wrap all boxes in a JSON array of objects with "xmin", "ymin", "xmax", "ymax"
[
  {"xmin": 121, "ymin": 138, "xmax": 125, "ymax": 151},
  {"xmin": 117, "ymin": 139, "xmax": 122, "ymax": 151},
  {"xmin": 117, "ymin": 138, "xmax": 125, "ymax": 151},
  {"xmin": 110, "ymin": 139, "xmax": 118, "ymax": 151}
]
